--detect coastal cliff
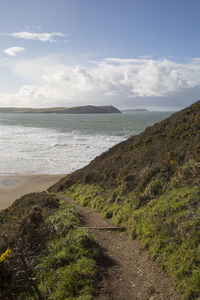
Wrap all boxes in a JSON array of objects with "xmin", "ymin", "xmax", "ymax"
[{"xmin": 51, "ymin": 100, "xmax": 200, "ymax": 298}]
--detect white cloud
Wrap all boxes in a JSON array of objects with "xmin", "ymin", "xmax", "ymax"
[
  {"xmin": 8, "ymin": 31, "xmax": 65, "ymax": 43},
  {"xmin": 4, "ymin": 46, "xmax": 26, "ymax": 56},
  {"xmin": 1, "ymin": 56, "xmax": 200, "ymax": 107}
]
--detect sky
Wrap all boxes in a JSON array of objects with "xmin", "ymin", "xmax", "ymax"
[{"xmin": 0, "ymin": 0, "xmax": 200, "ymax": 110}]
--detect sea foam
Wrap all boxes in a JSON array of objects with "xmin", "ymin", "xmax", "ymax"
[
  {"xmin": 0, "ymin": 125, "xmax": 125, "ymax": 174},
  {"xmin": 0, "ymin": 111, "xmax": 172, "ymax": 175}
]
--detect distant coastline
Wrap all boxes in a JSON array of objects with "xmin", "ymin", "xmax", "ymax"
[
  {"xmin": 122, "ymin": 108, "xmax": 148, "ymax": 112},
  {"xmin": 0, "ymin": 105, "xmax": 121, "ymax": 114}
]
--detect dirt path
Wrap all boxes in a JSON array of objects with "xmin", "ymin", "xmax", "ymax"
[{"xmin": 56, "ymin": 193, "xmax": 183, "ymax": 300}]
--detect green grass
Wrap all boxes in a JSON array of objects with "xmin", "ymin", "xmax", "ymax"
[
  {"xmin": 0, "ymin": 194, "xmax": 101, "ymax": 300},
  {"xmin": 34, "ymin": 201, "xmax": 101, "ymax": 300},
  {"xmin": 46, "ymin": 200, "xmax": 80, "ymax": 235},
  {"xmin": 66, "ymin": 179, "xmax": 200, "ymax": 299},
  {"xmin": 38, "ymin": 257, "xmax": 97, "ymax": 300},
  {"xmin": 129, "ymin": 186, "xmax": 200, "ymax": 298}
]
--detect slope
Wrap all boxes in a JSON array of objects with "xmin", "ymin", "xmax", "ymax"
[{"xmin": 51, "ymin": 100, "xmax": 200, "ymax": 298}]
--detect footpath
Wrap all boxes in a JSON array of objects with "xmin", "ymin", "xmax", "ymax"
[{"xmin": 56, "ymin": 193, "xmax": 183, "ymax": 300}]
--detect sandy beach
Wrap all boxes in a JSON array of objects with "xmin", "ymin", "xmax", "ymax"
[{"xmin": 0, "ymin": 174, "xmax": 64, "ymax": 211}]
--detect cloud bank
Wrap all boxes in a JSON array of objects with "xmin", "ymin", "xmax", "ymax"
[
  {"xmin": 7, "ymin": 31, "xmax": 65, "ymax": 43},
  {"xmin": 1, "ymin": 56, "xmax": 200, "ymax": 108},
  {"xmin": 4, "ymin": 46, "xmax": 26, "ymax": 56}
]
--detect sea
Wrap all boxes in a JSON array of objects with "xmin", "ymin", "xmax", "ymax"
[{"xmin": 0, "ymin": 111, "xmax": 173, "ymax": 175}]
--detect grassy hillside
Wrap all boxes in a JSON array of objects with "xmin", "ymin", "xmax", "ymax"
[
  {"xmin": 0, "ymin": 192, "xmax": 101, "ymax": 299},
  {"xmin": 51, "ymin": 100, "xmax": 200, "ymax": 298}
]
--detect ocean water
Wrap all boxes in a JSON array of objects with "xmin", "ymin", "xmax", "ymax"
[{"xmin": 0, "ymin": 111, "xmax": 173, "ymax": 175}]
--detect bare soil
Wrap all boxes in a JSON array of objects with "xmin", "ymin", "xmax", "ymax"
[{"xmin": 57, "ymin": 193, "xmax": 183, "ymax": 300}]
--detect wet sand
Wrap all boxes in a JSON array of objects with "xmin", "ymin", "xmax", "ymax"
[{"xmin": 0, "ymin": 174, "xmax": 64, "ymax": 211}]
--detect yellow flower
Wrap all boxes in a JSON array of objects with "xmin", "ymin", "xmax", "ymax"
[
  {"xmin": 170, "ymin": 160, "xmax": 176, "ymax": 165},
  {"xmin": 0, "ymin": 248, "xmax": 12, "ymax": 262}
]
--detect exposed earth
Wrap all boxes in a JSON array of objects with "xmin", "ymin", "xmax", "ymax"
[{"xmin": 56, "ymin": 193, "xmax": 183, "ymax": 300}]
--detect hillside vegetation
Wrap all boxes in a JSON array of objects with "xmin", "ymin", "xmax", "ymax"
[
  {"xmin": 0, "ymin": 192, "xmax": 101, "ymax": 299},
  {"xmin": 51, "ymin": 100, "xmax": 200, "ymax": 298}
]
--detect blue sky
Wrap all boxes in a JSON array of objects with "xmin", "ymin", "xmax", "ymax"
[{"xmin": 0, "ymin": 0, "xmax": 200, "ymax": 110}]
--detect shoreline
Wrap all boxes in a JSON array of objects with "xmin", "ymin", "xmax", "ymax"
[{"xmin": 0, "ymin": 174, "xmax": 65, "ymax": 211}]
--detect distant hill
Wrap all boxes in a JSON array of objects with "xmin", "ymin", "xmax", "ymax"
[
  {"xmin": 122, "ymin": 108, "xmax": 148, "ymax": 112},
  {"xmin": 51, "ymin": 100, "xmax": 200, "ymax": 298},
  {"xmin": 0, "ymin": 105, "xmax": 121, "ymax": 114}
]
